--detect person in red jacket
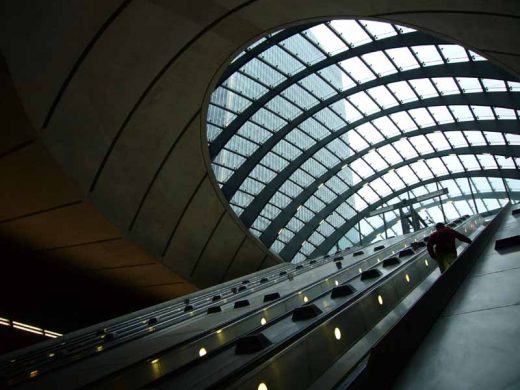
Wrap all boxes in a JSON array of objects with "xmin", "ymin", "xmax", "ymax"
[{"xmin": 427, "ymin": 222, "xmax": 472, "ymax": 272}]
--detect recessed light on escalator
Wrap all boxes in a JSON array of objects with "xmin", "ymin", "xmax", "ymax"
[
  {"xmin": 358, "ymin": 268, "xmax": 362, "ymax": 273},
  {"xmin": 425, "ymin": 259, "xmax": 429, "ymax": 266},
  {"xmin": 405, "ymin": 274, "xmax": 411, "ymax": 283},
  {"xmin": 96, "ymin": 345, "xmax": 103, "ymax": 352},
  {"xmin": 199, "ymin": 347, "xmax": 207, "ymax": 357},
  {"xmin": 29, "ymin": 370, "xmax": 38, "ymax": 378},
  {"xmin": 260, "ymin": 317, "xmax": 267, "ymax": 326},
  {"xmin": 335, "ymin": 280, "xmax": 339, "ymax": 286},
  {"xmin": 258, "ymin": 382, "xmax": 268, "ymax": 390},
  {"xmin": 378, "ymin": 295, "xmax": 384, "ymax": 305},
  {"xmin": 334, "ymin": 327, "xmax": 342, "ymax": 340},
  {"xmin": 303, "ymin": 296, "xmax": 309, "ymax": 303}
]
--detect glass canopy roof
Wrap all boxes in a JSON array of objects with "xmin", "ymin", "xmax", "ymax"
[{"xmin": 206, "ymin": 19, "xmax": 520, "ymax": 263}]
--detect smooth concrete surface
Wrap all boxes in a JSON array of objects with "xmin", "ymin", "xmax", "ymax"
[
  {"xmin": 394, "ymin": 206, "xmax": 520, "ymax": 390},
  {"xmin": 1, "ymin": 1, "xmax": 519, "ymax": 293}
]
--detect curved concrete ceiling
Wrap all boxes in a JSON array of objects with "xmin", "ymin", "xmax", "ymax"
[{"xmin": 0, "ymin": 0, "xmax": 519, "ymax": 295}]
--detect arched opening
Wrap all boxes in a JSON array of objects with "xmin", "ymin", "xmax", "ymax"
[{"xmin": 205, "ymin": 18, "xmax": 520, "ymax": 263}]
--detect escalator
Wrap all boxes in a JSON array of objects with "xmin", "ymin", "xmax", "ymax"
[{"xmin": 1, "ymin": 208, "xmax": 505, "ymax": 389}]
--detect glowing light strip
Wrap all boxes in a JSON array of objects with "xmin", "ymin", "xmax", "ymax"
[{"xmin": 1, "ymin": 316, "xmax": 62, "ymax": 338}]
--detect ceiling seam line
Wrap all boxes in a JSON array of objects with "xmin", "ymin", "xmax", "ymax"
[{"xmin": 88, "ymin": 0, "xmax": 261, "ymax": 192}]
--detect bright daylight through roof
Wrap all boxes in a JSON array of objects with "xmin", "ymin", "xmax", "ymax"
[{"xmin": 206, "ymin": 19, "xmax": 520, "ymax": 263}]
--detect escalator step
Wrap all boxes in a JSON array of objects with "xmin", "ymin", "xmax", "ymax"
[
  {"xmin": 207, "ymin": 306, "xmax": 222, "ymax": 314},
  {"xmin": 495, "ymin": 235, "xmax": 520, "ymax": 250},
  {"xmin": 235, "ymin": 333, "xmax": 272, "ymax": 355},
  {"xmin": 264, "ymin": 292, "xmax": 280, "ymax": 302},
  {"xmin": 360, "ymin": 269, "xmax": 382, "ymax": 281},
  {"xmin": 399, "ymin": 248, "xmax": 415, "ymax": 257},
  {"xmin": 234, "ymin": 300, "xmax": 250, "ymax": 309},
  {"xmin": 292, "ymin": 304, "xmax": 322, "ymax": 321},
  {"xmin": 331, "ymin": 284, "xmax": 355, "ymax": 299},
  {"xmin": 383, "ymin": 257, "xmax": 400, "ymax": 267}
]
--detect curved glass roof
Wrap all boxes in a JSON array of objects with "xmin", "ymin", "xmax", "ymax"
[{"xmin": 206, "ymin": 19, "xmax": 520, "ymax": 263}]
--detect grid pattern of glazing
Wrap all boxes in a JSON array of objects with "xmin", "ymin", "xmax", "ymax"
[{"xmin": 206, "ymin": 19, "xmax": 520, "ymax": 263}]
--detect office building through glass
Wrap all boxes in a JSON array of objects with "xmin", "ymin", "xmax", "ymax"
[{"xmin": 206, "ymin": 19, "xmax": 520, "ymax": 263}]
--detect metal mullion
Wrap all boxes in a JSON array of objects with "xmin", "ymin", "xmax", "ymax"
[
  {"xmin": 210, "ymin": 101, "xmax": 243, "ymax": 117},
  {"xmin": 296, "ymin": 32, "xmax": 346, "ymax": 95},
  {"xmin": 468, "ymin": 177, "xmax": 490, "ymax": 212},
  {"xmin": 323, "ymin": 23, "xmax": 365, "ymax": 85},
  {"xmin": 280, "ymin": 37, "xmax": 344, "ymax": 97},
  {"xmin": 228, "ymin": 132, "xmax": 263, "ymax": 150},
  {"xmin": 219, "ymin": 146, "xmax": 254, "ymax": 162},
  {"xmin": 278, "ymin": 133, "xmax": 306, "ymax": 154},
  {"xmin": 376, "ymin": 84, "xmax": 402, "ymax": 110},
  {"xmin": 217, "ymin": 84, "xmax": 255, "ymax": 105},
  {"xmin": 231, "ymin": 69, "xmax": 272, "ymax": 97},
  {"xmin": 327, "ymin": 102, "xmax": 351, "ymax": 127},
  {"xmin": 235, "ymin": 68, "xmax": 276, "ymax": 91},
  {"xmin": 254, "ymin": 54, "xmax": 292, "ymax": 80},
  {"xmin": 416, "ymin": 198, "xmax": 439, "ymax": 222},
  {"xmin": 355, "ymin": 22, "xmax": 383, "ymax": 79},
  {"xmin": 421, "ymin": 105, "xmax": 460, "ymax": 184},
  {"xmin": 480, "ymin": 129, "xmax": 503, "ymax": 189},
  {"xmin": 439, "ymin": 154, "xmax": 467, "ymax": 206}
]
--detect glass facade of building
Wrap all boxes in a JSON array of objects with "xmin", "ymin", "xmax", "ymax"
[{"xmin": 206, "ymin": 19, "xmax": 520, "ymax": 263}]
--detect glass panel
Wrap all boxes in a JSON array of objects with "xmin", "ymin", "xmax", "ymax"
[
  {"xmin": 357, "ymin": 122, "xmax": 383, "ymax": 144},
  {"xmin": 456, "ymin": 77, "xmax": 483, "ymax": 93},
  {"xmin": 366, "ymin": 85, "xmax": 399, "ymax": 108},
  {"xmin": 429, "ymin": 106, "xmax": 453, "ymax": 123},
  {"xmin": 471, "ymin": 105, "xmax": 494, "ymax": 119},
  {"xmin": 362, "ymin": 51, "xmax": 397, "ymax": 76},
  {"xmin": 449, "ymin": 105, "xmax": 473, "ymax": 121},
  {"xmin": 409, "ymin": 79, "xmax": 439, "ymax": 98},
  {"xmin": 281, "ymin": 33, "xmax": 326, "ymax": 65},
  {"xmin": 329, "ymin": 20, "xmax": 372, "ymax": 47},
  {"xmin": 390, "ymin": 111, "xmax": 418, "ymax": 131},
  {"xmin": 439, "ymin": 45, "xmax": 468, "ymax": 63},
  {"xmin": 412, "ymin": 45, "xmax": 443, "ymax": 65},
  {"xmin": 408, "ymin": 107, "xmax": 435, "ymax": 127},
  {"xmin": 372, "ymin": 116, "xmax": 401, "ymax": 137},
  {"xmin": 241, "ymin": 57, "xmax": 286, "ymax": 87},
  {"xmin": 348, "ymin": 91, "xmax": 380, "ymax": 115},
  {"xmin": 432, "ymin": 77, "xmax": 459, "ymax": 95},
  {"xmin": 307, "ymin": 24, "xmax": 348, "ymax": 55},
  {"xmin": 339, "ymin": 57, "xmax": 376, "ymax": 83},
  {"xmin": 261, "ymin": 45, "xmax": 304, "ymax": 75},
  {"xmin": 482, "ymin": 79, "xmax": 507, "ymax": 92},
  {"xmin": 362, "ymin": 20, "xmax": 397, "ymax": 40},
  {"xmin": 445, "ymin": 131, "xmax": 468, "ymax": 147},
  {"xmin": 409, "ymin": 135, "xmax": 434, "ymax": 154},
  {"xmin": 385, "ymin": 47, "xmax": 420, "ymax": 70},
  {"xmin": 387, "ymin": 81, "xmax": 417, "ymax": 103},
  {"xmin": 378, "ymin": 144, "xmax": 403, "ymax": 164}
]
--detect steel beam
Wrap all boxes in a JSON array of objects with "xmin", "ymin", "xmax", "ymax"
[
  {"xmin": 362, "ymin": 191, "xmax": 518, "ymax": 243},
  {"xmin": 229, "ymin": 92, "xmax": 520, "ymax": 227},
  {"xmin": 258, "ymin": 119, "xmax": 520, "ymax": 248},
  {"xmin": 308, "ymin": 169, "xmax": 520, "ymax": 258},
  {"xmin": 210, "ymin": 31, "xmax": 446, "ymax": 157}
]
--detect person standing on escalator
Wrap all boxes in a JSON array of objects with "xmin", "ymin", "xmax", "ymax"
[{"xmin": 427, "ymin": 222, "xmax": 472, "ymax": 272}]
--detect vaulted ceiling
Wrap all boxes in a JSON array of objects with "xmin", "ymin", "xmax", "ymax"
[{"xmin": 0, "ymin": 1, "xmax": 519, "ymax": 298}]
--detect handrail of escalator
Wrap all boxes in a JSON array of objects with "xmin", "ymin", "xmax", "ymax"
[
  {"xmin": 336, "ymin": 204, "xmax": 512, "ymax": 389},
  {"xmin": 146, "ymin": 217, "xmax": 476, "ymax": 389},
  {"xmin": 202, "ymin": 216, "xmax": 480, "ymax": 390},
  {"xmin": 0, "ymin": 226, "xmax": 422, "ymax": 386}
]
